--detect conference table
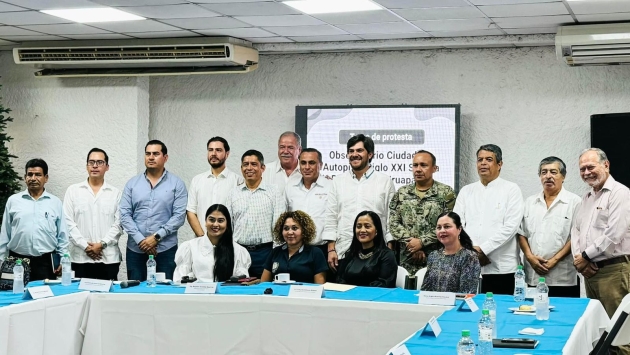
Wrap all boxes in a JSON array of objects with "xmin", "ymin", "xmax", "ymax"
[{"xmin": 0, "ymin": 281, "xmax": 609, "ymax": 355}]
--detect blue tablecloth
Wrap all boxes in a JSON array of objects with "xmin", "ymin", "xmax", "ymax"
[
  {"xmin": 401, "ymin": 294, "xmax": 590, "ymax": 355},
  {"xmin": 0, "ymin": 281, "xmax": 419, "ymax": 307}
]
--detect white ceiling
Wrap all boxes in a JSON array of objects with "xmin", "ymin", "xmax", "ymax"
[{"xmin": 0, "ymin": 0, "xmax": 626, "ymax": 45}]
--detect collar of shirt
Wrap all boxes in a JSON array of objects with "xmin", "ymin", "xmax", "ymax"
[
  {"xmin": 534, "ymin": 187, "xmax": 571, "ymax": 208},
  {"xmin": 588, "ymin": 175, "xmax": 616, "ymax": 197},
  {"xmin": 239, "ymin": 181, "xmax": 270, "ymax": 192},
  {"xmin": 281, "ymin": 243, "xmax": 305, "ymax": 253},
  {"xmin": 20, "ymin": 189, "xmax": 52, "ymax": 201},
  {"xmin": 296, "ymin": 175, "xmax": 328, "ymax": 189},
  {"xmin": 143, "ymin": 169, "xmax": 168, "ymax": 186},
  {"xmin": 273, "ymin": 161, "xmax": 300, "ymax": 175},
  {"xmin": 351, "ymin": 166, "xmax": 375, "ymax": 181},
  {"xmin": 78, "ymin": 179, "xmax": 114, "ymax": 192},
  {"xmin": 205, "ymin": 167, "xmax": 232, "ymax": 179},
  {"xmin": 199, "ymin": 236, "xmax": 215, "ymax": 256},
  {"xmin": 404, "ymin": 180, "xmax": 440, "ymax": 198}
]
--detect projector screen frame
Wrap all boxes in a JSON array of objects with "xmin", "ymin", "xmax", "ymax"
[{"xmin": 295, "ymin": 104, "xmax": 461, "ymax": 192}]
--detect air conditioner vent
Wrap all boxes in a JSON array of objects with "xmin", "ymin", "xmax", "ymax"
[
  {"xmin": 17, "ymin": 45, "xmax": 229, "ymax": 62},
  {"xmin": 556, "ymin": 23, "xmax": 630, "ymax": 66}
]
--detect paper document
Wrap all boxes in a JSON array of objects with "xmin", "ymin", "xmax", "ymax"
[{"xmin": 323, "ymin": 282, "xmax": 356, "ymax": 292}]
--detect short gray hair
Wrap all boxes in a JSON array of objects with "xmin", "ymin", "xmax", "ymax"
[
  {"xmin": 278, "ymin": 131, "xmax": 301, "ymax": 147},
  {"xmin": 538, "ymin": 156, "xmax": 567, "ymax": 177},
  {"xmin": 580, "ymin": 148, "xmax": 608, "ymax": 163},
  {"xmin": 476, "ymin": 144, "xmax": 502, "ymax": 163}
]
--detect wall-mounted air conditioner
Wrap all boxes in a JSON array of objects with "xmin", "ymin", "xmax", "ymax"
[
  {"xmin": 556, "ymin": 23, "xmax": 630, "ymax": 66},
  {"xmin": 13, "ymin": 37, "xmax": 259, "ymax": 77}
]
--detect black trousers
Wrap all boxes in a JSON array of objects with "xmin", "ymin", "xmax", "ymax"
[
  {"xmin": 72, "ymin": 262, "xmax": 120, "ymax": 281},
  {"xmin": 481, "ymin": 273, "xmax": 515, "ymax": 295},
  {"xmin": 9, "ymin": 250, "xmax": 55, "ymax": 281}
]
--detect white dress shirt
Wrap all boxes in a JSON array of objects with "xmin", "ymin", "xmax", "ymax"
[
  {"xmin": 63, "ymin": 180, "xmax": 123, "ymax": 264},
  {"xmin": 571, "ymin": 175, "xmax": 630, "ymax": 262},
  {"xmin": 285, "ymin": 176, "xmax": 331, "ymax": 246},
  {"xmin": 322, "ymin": 167, "xmax": 396, "ymax": 259},
  {"xmin": 454, "ymin": 177, "xmax": 524, "ymax": 275},
  {"xmin": 173, "ymin": 237, "xmax": 251, "ymax": 283},
  {"xmin": 262, "ymin": 160, "xmax": 302, "ymax": 193},
  {"xmin": 186, "ymin": 167, "xmax": 242, "ymax": 234},
  {"xmin": 225, "ymin": 182, "xmax": 286, "ymax": 246},
  {"xmin": 520, "ymin": 187, "xmax": 581, "ymax": 286}
]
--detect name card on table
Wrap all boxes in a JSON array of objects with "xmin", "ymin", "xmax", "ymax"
[
  {"xmin": 79, "ymin": 278, "xmax": 114, "ymax": 292},
  {"xmin": 457, "ymin": 297, "xmax": 480, "ymax": 312},
  {"xmin": 389, "ymin": 344, "xmax": 411, "ymax": 355},
  {"xmin": 23, "ymin": 285, "xmax": 54, "ymax": 300},
  {"xmin": 288, "ymin": 285, "xmax": 324, "ymax": 299},
  {"xmin": 419, "ymin": 316, "xmax": 442, "ymax": 338},
  {"xmin": 418, "ymin": 291, "xmax": 456, "ymax": 306},
  {"xmin": 185, "ymin": 283, "xmax": 217, "ymax": 294}
]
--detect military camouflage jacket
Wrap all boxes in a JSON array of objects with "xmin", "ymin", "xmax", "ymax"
[{"xmin": 389, "ymin": 180, "xmax": 456, "ymax": 273}]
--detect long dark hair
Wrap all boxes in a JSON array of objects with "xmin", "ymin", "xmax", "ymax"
[
  {"xmin": 205, "ymin": 204, "xmax": 235, "ymax": 282},
  {"xmin": 344, "ymin": 211, "xmax": 385, "ymax": 259},
  {"xmin": 436, "ymin": 211, "xmax": 476, "ymax": 252}
]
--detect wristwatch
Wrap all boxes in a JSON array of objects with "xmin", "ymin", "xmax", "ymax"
[
  {"xmin": 100, "ymin": 241, "xmax": 108, "ymax": 249},
  {"xmin": 154, "ymin": 234, "xmax": 162, "ymax": 243}
]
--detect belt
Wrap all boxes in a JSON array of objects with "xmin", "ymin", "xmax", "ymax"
[
  {"xmin": 594, "ymin": 255, "xmax": 630, "ymax": 268},
  {"xmin": 239, "ymin": 242, "xmax": 273, "ymax": 252}
]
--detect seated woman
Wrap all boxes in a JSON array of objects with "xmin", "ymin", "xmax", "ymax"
[
  {"xmin": 337, "ymin": 211, "xmax": 397, "ymax": 288},
  {"xmin": 261, "ymin": 211, "xmax": 328, "ymax": 284},
  {"xmin": 173, "ymin": 204, "xmax": 251, "ymax": 283},
  {"xmin": 421, "ymin": 211, "xmax": 481, "ymax": 294}
]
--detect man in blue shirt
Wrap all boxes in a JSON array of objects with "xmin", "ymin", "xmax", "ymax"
[
  {"xmin": 0, "ymin": 158, "xmax": 69, "ymax": 281},
  {"xmin": 120, "ymin": 140, "xmax": 187, "ymax": 281}
]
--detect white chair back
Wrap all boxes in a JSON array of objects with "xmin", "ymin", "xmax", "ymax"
[
  {"xmin": 611, "ymin": 293, "xmax": 630, "ymax": 346},
  {"xmin": 415, "ymin": 268, "xmax": 427, "ymax": 290},
  {"xmin": 396, "ymin": 266, "xmax": 409, "ymax": 289}
]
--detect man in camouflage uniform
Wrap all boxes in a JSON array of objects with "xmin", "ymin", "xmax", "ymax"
[{"xmin": 389, "ymin": 150, "xmax": 456, "ymax": 274}]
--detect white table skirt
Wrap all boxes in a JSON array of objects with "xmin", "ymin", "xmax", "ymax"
[
  {"xmin": 562, "ymin": 300, "xmax": 609, "ymax": 355},
  {"xmin": 80, "ymin": 293, "xmax": 451, "ymax": 355},
  {"xmin": 0, "ymin": 292, "xmax": 89, "ymax": 355}
]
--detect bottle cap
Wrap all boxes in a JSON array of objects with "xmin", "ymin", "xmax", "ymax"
[
  {"xmin": 482, "ymin": 309, "xmax": 489, "ymax": 315},
  {"xmin": 486, "ymin": 292, "xmax": 493, "ymax": 297},
  {"xmin": 64, "ymin": 253, "xmax": 69, "ymax": 257},
  {"xmin": 462, "ymin": 330, "xmax": 470, "ymax": 337},
  {"xmin": 16, "ymin": 260, "xmax": 22, "ymax": 265},
  {"xmin": 149, "ymin": 255, "xmax": 154, "ymax": 259},
  {"xmin": 539, "ymin": 277, "xmax": 545, "ymax": 283},
  {"xmin": 517, "ymin": 265, "xmax": 523, "ymax": 270}
]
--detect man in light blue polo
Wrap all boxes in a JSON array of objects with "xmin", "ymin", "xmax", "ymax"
[
  {"xmin": 120, "ymin": 140, "xmax": 187, "ymax": 281},
  {"xmin": 0, "ymin": 158, "xmax": 69, "ymax": 281}
]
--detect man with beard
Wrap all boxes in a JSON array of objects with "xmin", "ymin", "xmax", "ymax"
[
  {"xmin": 323, "ymin": 134, "xmax": 396, "ymax": 272},
  {"xmin": 262, "ymin": 132, "xmax": 302, "ymax": 193},
  {"xmin": 518, "ymin": 157, "xmax": 581, "ymax": 297},
  {"xmin": 572, "ymin": 149, "xmax": 630, "ymax": 355},
  {"xmin": 454, "ymin": 144, "xmax": 523, "ymax": 295},
  {"xmin": 389, "ymin": 150, "xmax": 456, "ymax": 275},
  {"xmin": 187, "ymin": 137, "xmax": 242, "ymax": 237},
  {"xmin": 0, "ymin": 159, "xmax": 69, "ymax": 281}
]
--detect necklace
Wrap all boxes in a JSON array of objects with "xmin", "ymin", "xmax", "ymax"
[{"xmin": 358, "ymin": 250, "xmax": 374, "ymax": 260}]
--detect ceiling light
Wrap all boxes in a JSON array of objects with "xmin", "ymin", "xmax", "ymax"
[
  {"xmin": 283, "ymin": 0, "xmax": 382, "ymax": 15},
  {"xmin": 41, "ymin": 8, "xmax": 145, "ymax": 23}
]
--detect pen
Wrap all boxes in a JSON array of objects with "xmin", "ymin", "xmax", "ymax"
[{"xmin": 45, "ymin": 212, "xmax": 48, "ymax": 218}]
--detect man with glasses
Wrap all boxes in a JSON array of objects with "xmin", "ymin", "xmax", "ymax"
[
  {"xmin": 518, "ymin": 157, "xmax": 581, "ymax": 297},
  {"xmin": 63, "ymin": 148, "xmax": 123, "ymax": 280},
  {"xmin": 120, "ymin": 140, "xmax": 187, "ymax": 281},
  {"xmin": 0, "ymin": 158, "xmax": 69, "ymax": 281}
]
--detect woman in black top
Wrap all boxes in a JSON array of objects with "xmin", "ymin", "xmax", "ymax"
[
  {"xmin": 337, "ymin": 211, "xmax": 397, "ymax": 288},
  {"xmin": 261, "ymin": 210, "xmax": 328, "ymax": 284}
]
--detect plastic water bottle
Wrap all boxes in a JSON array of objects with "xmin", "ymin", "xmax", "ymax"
[
  {"xmin": 478, "ymin": 309, "xmax": 493, "ymax": 355},
  {"xmin": 535, "ymin": 277, "xmax": 550, "ymax": 320},
  {"xmin": 457, "ymin": 329, "xmax": 475, "ymax": 355},
  {"xmin": 147, "ymin": 255, "xmax": 157, "ymax": 287},
  {"xmin": 12, "ymin": 260, "xmax": 24, "ymax": 294},
  {"xmin": 514, "ymin": 265, "xmax": 526, "ymax": 302},
  {"xmin": 482, "ymin": 292, "xmax": 497, "ymax": 338},
  {"xmin": 61, "ymin": 253, "xmax": 72, "ymax": 286}
]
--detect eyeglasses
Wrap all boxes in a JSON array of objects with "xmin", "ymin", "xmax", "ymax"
[{"xmin": 87, "ymin": 160, "xmax": 106, "ymax": 167}]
